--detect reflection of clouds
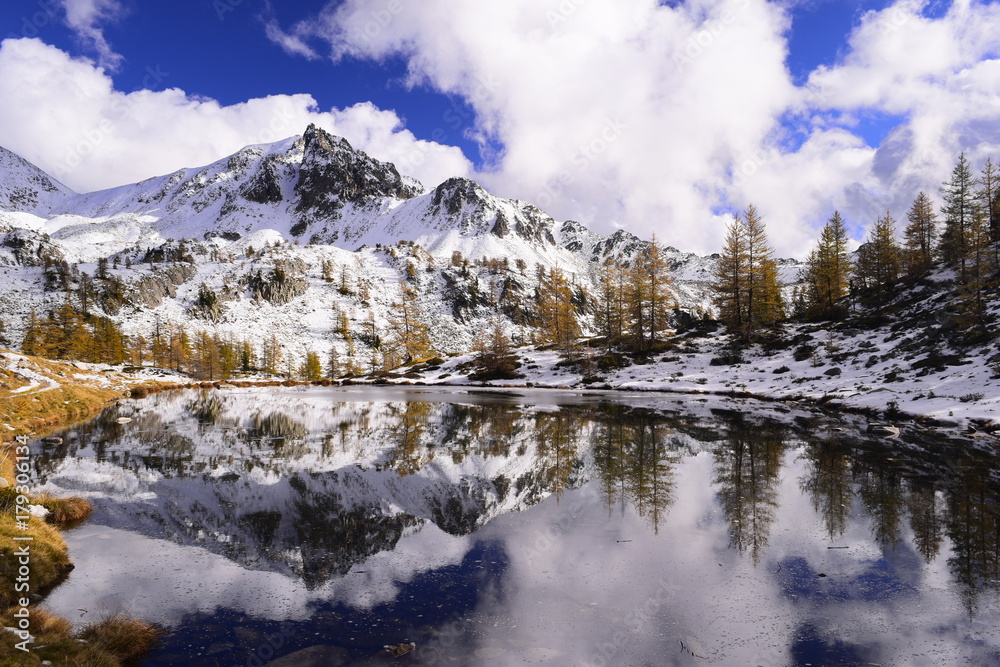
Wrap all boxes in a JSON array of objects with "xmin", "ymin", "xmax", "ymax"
[
  {"xmin": 34, "ymin": 390, "xmax": 1000, "ymax": 664},
  {"xmin": 44, "ymin": 524, "xmax": 314, "ymax": 626},
  {"xmin": 46, "ymin": 521, "xmax": 474, "ymax": 626}
]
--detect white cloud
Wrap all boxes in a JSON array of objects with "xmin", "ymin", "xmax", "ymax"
[
  {"xmin": 266, "ymin": 0, "xmax": 1000, "ymax": 257},
  {"xmin": 58, "ymin": 0, "xmax": 125, "ymax": 70},
  {"xmin": 264, "ymin": 19, "xmax": 321, "ymax": 61},
  {"xmin": 0, "ymin": 38, "xmax": 471, "ymax": 194},
  {"xmin": 5, "ymin": 0, "xmax": 1000, "ymax": 258}
]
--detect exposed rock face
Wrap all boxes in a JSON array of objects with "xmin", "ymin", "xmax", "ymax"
[
  {"xmin": 0, "ymin": 227, "xmax": 65, "ymax": 266},
  {"xmin": 294, "ymin": 125, "xmax": 422, "ymax": 218},
  {"xmin": 239, "ymin": 154, "xmax": 285, "ymax": 205},
  {"xmin": 133, "ymin": 264, "xmax": 198, "ymax": 308}
]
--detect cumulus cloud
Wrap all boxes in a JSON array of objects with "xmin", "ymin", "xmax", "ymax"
[
  {"xmin": 0, "ymin": 38, "xmax": 471, "ymax": 194},
  {"xmin": 58, "ymin": 0, "xmax": 125, "ymax": 70},
  {"xmin": 265, "ymin": 0, "xmax": 1000, "ymax": 257}
]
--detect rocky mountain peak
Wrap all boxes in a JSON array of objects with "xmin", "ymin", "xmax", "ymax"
[{"xmin": 294, "ymin": 125, "xmax": 424, "ymax": 219}]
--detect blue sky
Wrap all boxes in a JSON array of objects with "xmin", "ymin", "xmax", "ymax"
[
  {"xmin": 2, "ymin": 0, "xmax": 900, "ymax": 161},
  {"xmin": 1, "ymin": 0, "xmax": 998, "ymax": 257}
]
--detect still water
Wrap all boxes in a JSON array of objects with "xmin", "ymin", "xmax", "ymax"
[{"xmin": 28, "ymin": 386, "xmax": 1000, "ymax": 666}]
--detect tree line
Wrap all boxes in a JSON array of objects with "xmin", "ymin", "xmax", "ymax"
[{"xmin": 3, "ymin": 153, "xmax": 997, "ymax": 374}]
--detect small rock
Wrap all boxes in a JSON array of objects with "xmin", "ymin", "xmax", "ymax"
[
  {"xmin": 385, "ymin": 642, "xmax": 416, "ymax": 657},
  {"xmin": 823, "ymin": 368, "xmax": 842, "ymax": 377},
  {"xmin": 41, "ymin": 436, "xmax": 63, "ymax": 445}
]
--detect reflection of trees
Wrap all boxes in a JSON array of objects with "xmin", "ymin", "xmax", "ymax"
[
  {"xmin": 387, "ymin": 401, "xmax": 433, "ymax": 476},
  {"xmin": 185, "ymin": 391, "xmax": 236, "ymax": 432},
  {"xmin": 906, "ymin": 479, "xmax": 942, "ymax": 563},
  {"xmin": 945, "ymin": 455, "xmax": 1000, "ymax": 617},
  {"xmin": 854, "ymin": 454, "xmax": 904, "ymax": 552},
  {"xmin": 592, "ymin": 408, "xmax": 676, "ymax": 532},
  {"xmin": 534, "ymin": 411, "xmax": 582, "ymax": 500},
  {"xmin": 713, "ymin": 426, "xmax": 785, "ymax": 564},
  {"xmin": 246, "ymin": 412, "xmax": 308, "ymax": 450},
  {"xmin": 469, "ymin": 403, "xmax": 523, "ymax": 458},
  {"xmin": 800, "ymin": 438, "xmax": 853, "ymax": 540}
]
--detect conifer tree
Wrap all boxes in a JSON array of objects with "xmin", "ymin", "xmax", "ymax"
[
  {"xmin": 535, "ymin": 268, "xmax": 580, "ymax": 350},
  {"xmin": 472, "ymin": 317, "xmax": 519, "ymax": 380},
  {"xmin": 903, "ymin": 192, "xmax": 938, "ymax": 277},
  {"xmin": 327, "ymin": 344, "xmax": 341, "ymax": 379},
  {"xmin": 594, "ymin": 259, "xmax": 627, "ymax": 351},
  {"xmin": 713, "ymin": 205, "xmax": 783, "ymax": 336},
  {"xmin": 300, "ymin": 351, "xmax": 323, "ymax": 380},
  {"xmin": 240, "ymin": 340, "xmax": 255, "ymax": 373},
  {"xmin": 627, "ymin": 235, "xmax": 673, "ymax": 352},
  {"xmin": 261, "ymin": 334, "xmax": 283, "ymax": 376},
  {"xmin": 855, "ymin": 211, "xmax": 902, "ymax": 311},
  {"xmin": 979, "ymin": 157, "xmax": 999, "ymax": 245},
  {"xmin": 387, "ymin": 283, "xmax": 435, "ymax": 365},
  {"xmin": 955, "ymin": 205, "xmax": 994, "ymax": 338},
  {"xmin": 940, "ymin": 153, "xmax": 976, "ymax": 278},
  {"xmin": 21, "ymin": 309, "xmax": 44, "ymax": 356},
  {"xmin": 802, "ymin": 211, "xmax": 852, "ymax": 319},
  {"xmin": 713, "ymin": 218, "xmax": 748, "ymax": 330}
]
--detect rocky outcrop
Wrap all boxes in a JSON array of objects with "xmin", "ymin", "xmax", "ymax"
[
  {"xmin": 294, "ymin": 125, "xmax": 422, "ymax": 220},
  {"xmin": 133, "ymin": 263, "xmax": 198, "ymax": 308}
]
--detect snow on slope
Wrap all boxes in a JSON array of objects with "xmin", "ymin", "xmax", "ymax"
[
  {"xmin": 0, "ymin": 125, "xmax": 805, "ymax": 364},
  {"xmin": 0, "ymin": 146, "xmax": 75, "ymax": 215}
]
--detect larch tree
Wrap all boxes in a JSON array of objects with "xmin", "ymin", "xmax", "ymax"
[
  {"xmin": 955, "ymin": 205, "xmax": 994, "ymax": 338},
  {"xmin": 976, "ymin": 157, "xmax": 1000, "ymax": 265},
  {"xmin": 628, "ymin": 235, "xmax": 673, "ymax": 352},
  {"xmin": 20, "ymin": 309, "xmax": 44, "ymax": 356},
  {"xmin": 940, "ymin": 153, "xmax": 976, "ymax": 279},
  {"xmin": 386, "ymin": 283, "xmax": 435, "ymax": 366},
  {"xmin": 803, "ymin": 211, "xmax": 852, "ymax": 320},
  {"xmin": 713, "ymin": 217, "xmax": 748, "ymax": 330},
  {"xmin": 535, "ymin": 268, "xmax": 580, "ymax": 350},
  {"xmin": 744, "ymin": 205, "xmax": 783, "ymax": 331},
  {"xmin": 713, "ymin": 205, "xmax": 783, "ymax": 336},
  {"xmin": 903, "ymin": 192, "xmax": 938, "ymax": 277},
  {"xmin": 855, "ymin": 211, "xmax": 902, "ymax": 311},
  {"xmin": 300, "ymin": 351, "xmax": 324, "ymax": 380},
  {"xmin": 471, "ymin": 317, "xmax": 519, "ymax": 380}
]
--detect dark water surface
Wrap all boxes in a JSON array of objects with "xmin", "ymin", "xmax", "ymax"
[{"xmin": 28, "ymin": 386, "xmax": 1000, "ymax": 666}]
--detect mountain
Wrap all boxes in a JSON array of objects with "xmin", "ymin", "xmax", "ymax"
[
  {"xmin": 0, "ymin": 126, "xmax": 803, "ymax": 362},
  {"xmin": 0, "ymin": 145, "xmax": 75, "ymax": 216}
]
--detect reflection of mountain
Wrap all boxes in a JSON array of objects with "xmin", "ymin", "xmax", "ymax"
[
  {"xmin": 32, "ymin": 391, "xmax": 581, "ymax": 588},
  {"xmin": 30, "ymin": 386, "xmax": 1000, "ymax": 611}
]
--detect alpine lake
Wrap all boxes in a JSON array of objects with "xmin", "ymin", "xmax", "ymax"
[{"xmin": 25, "ymin": 386, "xmax": 1000, "ymax": 666}]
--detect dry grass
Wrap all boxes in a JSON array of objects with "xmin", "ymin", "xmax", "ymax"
[
  {"xmin": 0, "ymin": 609, "xmax": 161, "ymax": 667},
  {"xmin": 33, "ymin": 493, "xmax": 95, "ymax": 527},
  {"xmin": 0, "ymin": 514, "xmax": 72, "ymax": 608},
  {"xmin": 79, "ymin": 614, "xmax": 164, "ymax": 663}
]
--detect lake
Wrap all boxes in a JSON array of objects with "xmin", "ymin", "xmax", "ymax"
[{"xmin": 27, "ymin": 386, "xmax": 1000, "ymax": 666}]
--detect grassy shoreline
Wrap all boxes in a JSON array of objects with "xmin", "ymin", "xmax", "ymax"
[{"xmin": 0, "ymin": 353, "xmax": 163, "ymax": 666}]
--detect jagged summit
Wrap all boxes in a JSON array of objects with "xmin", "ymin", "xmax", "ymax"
[{"xmin": 0, "ymin": 128, "xmax": 799, "ymax": 363}]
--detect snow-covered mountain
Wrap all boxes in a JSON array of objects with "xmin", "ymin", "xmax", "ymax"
[{"xmin": 0, "ymin": 126, "xmax": 802, "ymax": 361}]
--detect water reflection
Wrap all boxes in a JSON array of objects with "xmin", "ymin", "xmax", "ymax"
[{"xmin": 28, "ymin": 387, "xmax": 1000, "ymax": 665}]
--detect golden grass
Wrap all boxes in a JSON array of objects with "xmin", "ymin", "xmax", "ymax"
[
  {"xmin": 0, "ymin": 512, "xmax": 72, "ymax": 608},
  {"xmin": 33, "ymin": 493, "xmax": 95, "ymax": 527},
  {"xmin": 79, "ymin": 613, "xmax": 164, "ymax": 663},
  {"xmin": 0, "ymin": 352, "xmax": 172, "ymax": 665},
  {"xmin": 0, "ymin": 609, "xmax": 162, "ymax": 667}
]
